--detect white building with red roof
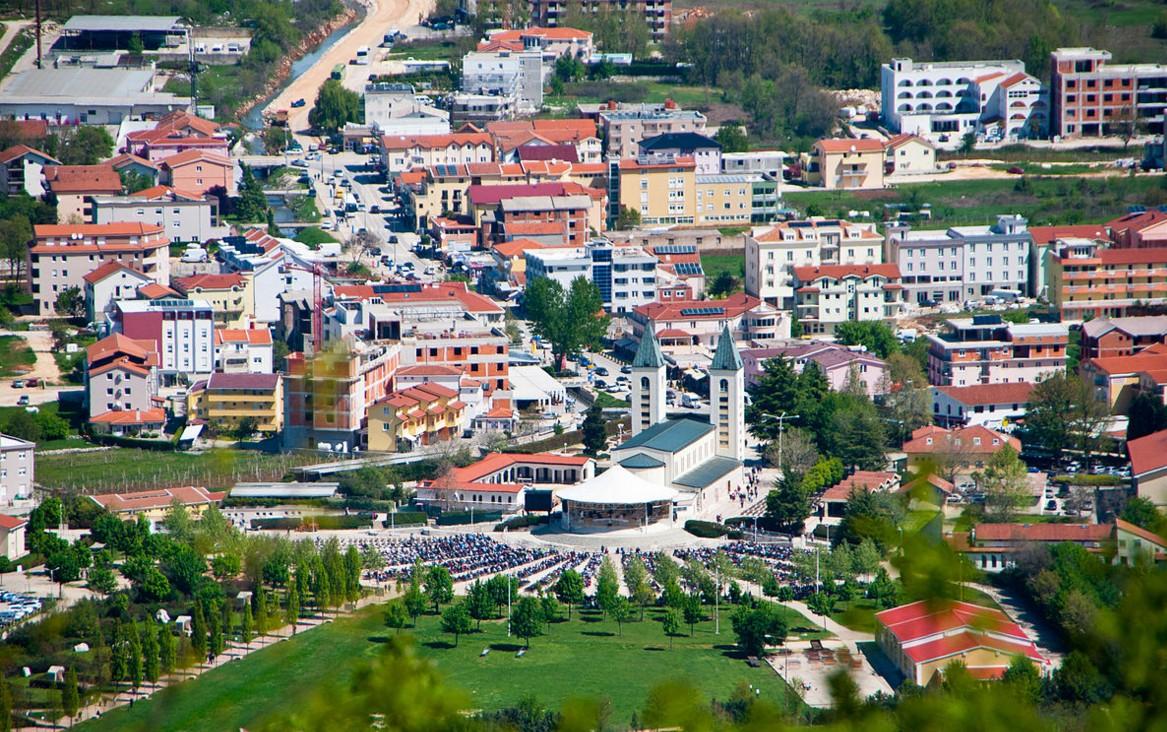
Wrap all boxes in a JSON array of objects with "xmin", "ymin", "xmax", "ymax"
[
  {"xmin": 84, "ymin": 333, "xmax": 162, "ymax": 425},
  {"xmin": 379, "ymin": 129, "xmax": 495, "ymax": 173},
  {"xmin": 82, "ymin": 260, "xmax": 155, "ymax": 325},
  {"xmin": 91, "ymin": 184, "xmax": 227, "ymax": 244},
  {"xmin": 88, "ymin": 485, "xmax": 224, "ymax": 525},
  {"xmin": 875, "ymin": 600, "xmax": 1047, "ymax": 684},
  {"xmin": 213, "ymin": 327, "xmax": 273, "ymax": 374},
  {"xmin": 791, "ymin": 263, "xmax": 905, "ymax": 336},
  {"xmin": 930, "ymin": 382, "xmax": 1035, "ymax": 430},
  {"xmin": 902, "ymin": 424, "xmax": 1021, "ymax": 476},
  {"xmin": 818, "ymin": 470, "xmax": 900, "ymax": 523},
  {"xmin": 630, "ymin": 293, "xmax": 788, "ymax": 350},
  {"xmin": 477, "ymin": 27, "xmax": 593, "ymax": 62},
  {"xmin": 0, "ymin": 513, "xmax": 28, "ymax": 560},
  {"xmin": 0, "ymin": 433, "xmax": 35, "ymax": 506},
  {"xmin": 414, "ymin": 451, "xmax": 595, "ymax": 513}
]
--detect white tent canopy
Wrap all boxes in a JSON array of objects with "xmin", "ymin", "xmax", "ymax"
[{"xmin": 558, "ymin": 465, "xmax": 679, "ymax": 505}]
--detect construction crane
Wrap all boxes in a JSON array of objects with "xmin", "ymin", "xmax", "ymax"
[{"xmin": 280, "ymin": 260, "xmax": 327, "ymax": 352}]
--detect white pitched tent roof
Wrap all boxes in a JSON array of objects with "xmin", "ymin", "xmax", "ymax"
[{"xmin": 558, "ymin": 465, "xmax": 679, "ymax": 505}]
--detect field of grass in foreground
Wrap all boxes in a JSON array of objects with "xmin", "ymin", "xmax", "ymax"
[
  {"xmin": 80, "ymin": 602, "xmax": 816, "ymax": 731},
  {"xmin": 0, "ymin": 334, "xmax": 35, "ymax": 377},
  {"xmin": 35, "ymin": 448, "xmax": 319, "ymax": 491}
]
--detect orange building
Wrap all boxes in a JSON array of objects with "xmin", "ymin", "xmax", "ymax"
[{"xmin": 1050, "ymin": 241, "xmax": 1167, "ymax": 319}]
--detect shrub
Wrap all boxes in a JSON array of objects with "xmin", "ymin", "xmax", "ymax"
[
  {"xmin": 494, "ymin": 514, "xmax": 549, "ymax": 531},
  {"xmin": 1052, "ymin": 474, "xmax": 1122, "ymax": 486},
  {"xmin": 683, "ymin": 520, "xmax": 728, "ymax": 538},
  {"xmin": 436, "ymin": 511, "xmax": 503, "ymax": 526},
  {"xmin": 382, "ymin": 511, "xmax": 427, "ymax": 527}
]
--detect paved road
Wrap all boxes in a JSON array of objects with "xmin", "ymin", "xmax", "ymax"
[{"xmin": 265, "ymin": 0, "xmax": 436, "ymax": 142}]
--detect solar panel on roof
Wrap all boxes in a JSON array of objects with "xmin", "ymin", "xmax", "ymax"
[
  {"xmin": 674, "ymin": 262, "xmax": 703, "ymax": 275},
  {"xmin": 789, "ymin": 221, "xmax": 813, "ymax": 228},
  {"xmin": 653, "ymin": 244, "xmax": 697, "ymax": 255},
  {"xmin": 680, "ymin": 306, "xmax": 725, "ymax": 316},
  {"xmin": 372, "ymin": 283, "xmax": 424, "ymax": 293}
]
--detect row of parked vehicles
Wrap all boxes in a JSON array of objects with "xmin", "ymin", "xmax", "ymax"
[{"xmin": 0, "ymin": 591, "xmax": 42, "ymax": 627}]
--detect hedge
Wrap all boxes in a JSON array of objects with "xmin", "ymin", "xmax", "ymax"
[
  {"xmin": 1052, "ymin": 474, "xmax": 1123, "ymax": 486},
  {"xmin": 683, "ymin": 520, "xmax": 728, "ymax": 538},
  {"xmin": 382, "ymin": 511, "xmax": 427, "ymax": 527},
  {"xmin": 250, "ymin": 514, "xmax": 373, "ymax": 531},
  {"xmin": 85, "ymin": 433, "xmax": 177, "ymax": 451},
  {"xmin": 436, "ymin": 510, "xmax": 503, "ymax": 526},
  {"xmin": 494, "ymin": 514, "xmax": 549, "ymax": 531},
  {"xmin": 251, "ymin": 517, "xmax": 300, "ymax": 531}
]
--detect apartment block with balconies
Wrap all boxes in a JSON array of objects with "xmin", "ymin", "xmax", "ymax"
[
  {"xmin": 926, "ymin": 315, "xmax": 1069, "ymax": 386},
  {"xmin": 1050, "ymin": 47, "xmax": 1167, "ymax": 138}
]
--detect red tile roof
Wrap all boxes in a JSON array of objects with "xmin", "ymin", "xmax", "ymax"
[
  {"xmin": 138, "ymin": 283, "xmax": 180, "ymax": 299},
  {"xmin": 815, "ymin": 138, "xmax": 884, "ymax": 154},
  {"xmin": 486, "ymin": 26, "xmax": 592, "ymax": 42},
  {"xmin": 174, "ymin": 273, "xmax": 247, "ymax": 292},
  {"xmin": 89, "ymin": 408, "xmax": 167, "ymax": 426},
  {"xmin": 43, "ymin": 164, "xmax": 121, "ymax": 193},
  {"xmin": 1098, "ymin": 247, "xmax": 1167, "ymax": 266},
  {"xmin": 381, "ymin": 132, "xmax": 493, "ymax": 151},
  {"xmin": 89, "ymin": 484, "xmax": 221, "ymax": 512},
  {"xmin": 972, "ymin": 522, "xmax": 1112, "ymax": 543},
  {"xmin": 821, "ymin": 471, "xmax": 899, "ymax": 501},
  {"xmin": 158, "ymin": 149, "xmax": 231, "ymax": 168},
  {"xmin": 901, "ymin": 630, "xmax": 1044, "ymax": 665},
  {"xmin": 492, "ymin": 238, "xmax": 548, "ymax": 258},
  {"xmin": 0, "ymin": 144, "xmax": 58, "ymax": 165},
  {"xmin": 205, "ymin": 372, "xmax": 280, "ymax": 391},
  {"xmin": 109, "ymin": 152, "xmax": 159, "ymax": 171},
  {"xmin": 934, "ymin": 382, "xmax": 1035, "ymax": 406},
  {"xmin": 396, "ymin": 364, "xmax": 463, "ymax": 377},
  {"xmin": 1028, "ymin": 224, "xmax": 1109, "ymax": 245},
  {"xmin": 34, "ymin": 222, "xmax": 165, "ymax": 238},
  {"xmin": 618, "ymin": 155, "xmax": 696, "ymax": 171},
  {"xmin": 1128, "ymin": 428, "xmax": 1167, "ymax": 476},
  {"xmin": 902, "ymin": 425, "xmax": 1020, "ymax": 455},
  {"xmin": 87, "ymin": 333, "xmax": 156, "ymax": 365},
  {"xmin": 0, "ymin": 514, "xmax": 28, "ymax": 530},
  {"xmin": 81, "ymin": 260, "xmax": 147, "ymax": 285},
  {"xmin": 875, "ymin": 600, "xmax": 1033, "ymax": 647},
  {"xmin": 1114, "ymin": 518, "xmax": 1167, "ymax": 548},
  {"xmin": 451, "ymin": 451, "xmax": 591, "ymax": 483},
  {"xmin": 635, "ymin": 293, "xmax": 761, "ymax": 322},
  {"xmin": 214, "ymin": 328, "xmax": 273, "ymax": 346},
  {"xmin": 793, "ymin": 263, "xmax": 901, "ymax": 281},
  {"xmin": 467, "ymin": 181, "xmax": 599, "ymax": 206}
]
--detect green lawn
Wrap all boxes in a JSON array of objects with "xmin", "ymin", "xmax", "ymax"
[
  {"xmin": 34, "ymin": 448, "xmax": 320, "ymax": 492},
  {"xmin": 0, "ymin": 335, "xmax": 35, "ymax": 377},
  {"xmin": 294, "ymin": 226, "xmax": 338, "ymax": 247},
  {"xmin": 701, "ymin": 252, "xmax": 745, "ymax": 282},
  {"xmin": 80, "ymin": 603, "xmax": 807, "ymax": 731},
  {"xmin": 594, "ymin": 391, "xmax": 630, "ymax": 408},
  {"xmin": 783, "ymin": 175, "xmax": 1167, "ymax": 229},
  {"xmin": 829, "ymin": 598, "xmax": 879, "ymax": 633}
]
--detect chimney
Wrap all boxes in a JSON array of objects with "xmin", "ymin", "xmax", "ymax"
[
  {"xmin": 607, "ymin": 100, "xmax": 617, "ymax": 110},
  {"xmin": 664, "ymin": 98, "xmax": 677, "ymax": 110}
]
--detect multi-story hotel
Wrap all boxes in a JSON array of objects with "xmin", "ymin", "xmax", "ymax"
[
  {"xmin": 925, "ymin": 315, "xmax": 1069, "ymax": 387},
  {"xmin": 1049, "ymin": 47, "xmax": 1167, "ymax": 138},
  {"xmin": 791, "ymin": 263, "xmax": 906, "ymax": 337},
  {"xmin": 1048, "ymin": 239, "xmax": 1167, "ymax": 319},
  {"xmin": 527, "ymin": 0, "xmax": 671, "ymax": 42}
]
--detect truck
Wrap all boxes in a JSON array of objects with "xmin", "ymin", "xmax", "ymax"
[{"xmin": 355, "ymin": 46, "xmax": 370, "ymax": 65}]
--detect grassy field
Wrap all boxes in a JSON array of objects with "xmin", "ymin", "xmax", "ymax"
[
  {"xmin": 784, "ymin": 175, "xmax": 1167, "ymax": 228},
  {"xmin": 701, "ymin": 252, "xmax": 745, "ymax": 283},
  {"xmin": 829, "ymin": 598, "xmax": 879, "ymax": 633},
  {"xmin": 80, "ymin": 602, "xmax": 810, "ymax": 731},
  {"xmin": 35, "ymin": 448, "xmax": 320, "ymax": 492},
  {"xmin": 294, "ymin": 226, "xmax": 338, "ymax": 247},
  {"xmin": 0, "ymin": 25, "xmax": 34, "ymax": 83},
  {"xmin": 594, "ymin": 391, "xmax": 630, "ymax": 408},
  {"xmin": 0, "ymin": 335, "xmax": 35, "ymax": 377}
]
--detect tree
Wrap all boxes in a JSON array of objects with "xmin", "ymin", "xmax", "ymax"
[
  {"xmin": 554, "ymin": 54, "xmax": 585, "ymax": 82},
  {"xmin": 403, "ymin": 574, "xmax": 426, "ymax": 624},
  {"xmin": 86, "ymin": 566, "xmax": 118, "ymax": 595},
  {"xmin": 0, "ymin": 216, "xmax": 33, "ymax": 285},
  {"xmin": 1121, "ymin": 497, "xmax": 1164, "ymax": 534},
  {"xmin": 211, "ymin": 553, "xmax": 242, "ymax": 580},
  {"xmin": 62, "ymin": 666, "xmax": 80, "ymax": 725},
  {"xmin": 1127, "ymin": 391, "xmax": 1167, "ymax": 442},
  {"xmin": 581, "ymin": 403, "xmax": 606, "ymax": 456},
  {"xmin": 610, "ymin": 596, "xmax": 633, "ymax": 636},
  {"xmin": 807, "ymin": 591, "xmax": 836, "ymax": 618},
  {"xmin": 57, "ymin": 126, "xmax": 114, "ymax": 165},
  {"xmin": 424, "ymin": 565, "xmax": 455, "ymax": 613},
  {"xmin": 119, "ymin": 169, "xmax": 154, "ymax": 194},
  {"xmin": 553, "ymin": 570, "xmax": 585, "ymax": 620},
  {"xmin": 763, "ymin": 427, "xmax": 819, "ymax": 478},
  {"xmin": 54, "ymin": 286, "xmax": 84, "ymax": 319},
  {"xmin": 344, "ymin": 545, "xmax": 362, "ymax": 604},
  {"xmin": 385, "ymin": 601, "xmax": 409, "ymax": 634},
  {"xmin": 241, "ymin": 603, "xmax": 254, "ymax": 648},
  {"xmin": 158, "ymin": 626, "xmax": 176, "ymax": 675},
  {"xmin": 708, "ymin": 271, "xmax": 741, "ymax": 298},
  {"xmin": 142, "ymin": 622, "xmax": 160, "ymax": 686},
  {"xmin": 624, "ymin": 557, "xmax": 655, "ymax": 620},
  {"xmin": 510, "ymin": 596, "xmax": 544, "ymax": 647},
  {"xmin": 682, "ymin": 594, "xmax": 703, "ymax": 636},
  {"xmin": 208, "ymin": 608, "xmax": 224, "ymax": 661},
  {"xmin": 285, "ymin": 582, "xmax": 301, "ymax": 630},
  {"xmin": 662, "ymin": 608, "xmax": 681, "ymax": 649},
  {"xmin": 308, "ymin": 79, "xmax": 361, "ymax": 134},
  {"xmin": 540, "ymin": 593, "xmax": 560, "ymax": 626},
  {"xmin": 615, "ymin": 205, "xmax": 640, "ymax": 230},
  {"xmin": 440, "ymin": 601, "xmax": 473, "ymax": 646},
  {"xmin": 235, "ymin": 164, "xmax": 269, "ymax": 223},
  {"xmin": 730, "ymin": 602, "xmax": 788, "ymax": 657},
  {"xmin": 825, "ymin": 396, "xmax": 888, "ymax": 471},
  {"xmin": 596, "ymin": 558, "xmax": 620, "ymax": 617},
  {"xmin": 465, "ymin": 581, "xmax": 493, "ymax": 631},
  {"xmin": 714, "ymin": 125, "xmax": 749, "ymax": 153},
  {"xmin": 878, "ymin": 353, "xmax": 932, "ymax": 443},
  {"xmin": 523, "ymin": 276, "xmax": 609, "ymax": 369},
  {"xmin": 1002, "ymin": 655, "xmax": 1043, "ymax": 704},
  {"xmin": 764, "ymin": 478, "xmax": 812, "ymax": 530},
  {"xmin": 191, "ymin": 603, "xmax": 208, "ymax": 662},
  {"xmin": 1022, "ymin": 373, "xmax": 1108, "ymax": 461},
  {"xmin": 974, "ymin": 446, "xmax": 1030, "ymax": 522},
  {"xmin": 834, "ymin": 321, "xmax": 899, "ymax": 358}
]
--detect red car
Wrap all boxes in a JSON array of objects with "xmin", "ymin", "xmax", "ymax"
[{"xmin": 1006, "ymin": 166, "xmax": 1025, "ymax": 175}]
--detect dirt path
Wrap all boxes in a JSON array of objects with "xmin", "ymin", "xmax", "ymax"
[
  {"xmin": 0, "ymin": 329, "xmax": 62, "ymax": 383},
  {"xmin": 265, "ymin": 0, "xmax": 436, "ymax": 140}
]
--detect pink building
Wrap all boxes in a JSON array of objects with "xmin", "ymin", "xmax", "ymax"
[
  {"xmin": 741, "ymin": 341, "xmax": 889, "ymax": 397},
  {"xmin": 160, "ymin": 150, "xmax": 235, "ymax": 196}
]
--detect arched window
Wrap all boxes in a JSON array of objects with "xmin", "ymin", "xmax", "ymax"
[
  {"xmin": 640, "ymin": 376, "xmax": 649, "ymax": 389},
  {"xmin": 720, "ymin": 378, "xmax": 729, "ymax": 393}
]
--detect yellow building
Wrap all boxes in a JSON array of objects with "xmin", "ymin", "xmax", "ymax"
[
  {"xmin": 89, "ymin": 485, "xmax": 224, "ymax": 527},
  {"xmin": 187, "ymin": 373, "xmax": 284, "ymax": 433},
  {"xmin": 368, "ymin": 382, "xmax": 466, "ymax": 452},
  {"xmin": 805, "ymin": 138, "xmax": 886, "ymax": 190},
  {"xmin": 617, "ymin": 155, "xmax": 697, "ymax": 226},
  {"xmin": 173, "ymin": 272, "xmax": 254, "ymax": 326}
]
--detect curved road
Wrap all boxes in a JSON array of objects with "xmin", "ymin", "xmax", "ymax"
[{"xmin": 265, "ymin": 0, "xmax": 436, "ymax": 139}]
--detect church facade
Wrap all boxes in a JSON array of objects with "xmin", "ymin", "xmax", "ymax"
[{"xmin": 610, "ymin": 324, "xmax": 747, "ymax": 517}]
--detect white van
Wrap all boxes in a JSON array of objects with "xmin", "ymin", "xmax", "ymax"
[{"xmin": 180, "ymin": 246, "xmax": 208, "ymax": 263}]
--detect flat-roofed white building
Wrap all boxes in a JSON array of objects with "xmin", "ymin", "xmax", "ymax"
[{"xmin": 0, "ymin": 434, "xmax": 35, "ymax": 505}]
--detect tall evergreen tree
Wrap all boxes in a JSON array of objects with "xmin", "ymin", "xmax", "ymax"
[
  {"xmin": 191, "ymin": 604, "xmax": 208, "ymax": 662},
  {"xmin": 61, "ymin": 667, "xmax": 80, "ymax": 726},
  {"xmin": 158, "ymin": 626, "xmax": 176, "ymax": 675},
  {"xmin": 141, "ymin": 623, "xmax": 160, "ymax": 686}
]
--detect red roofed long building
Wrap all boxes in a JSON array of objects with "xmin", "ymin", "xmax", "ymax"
[
  {"xmin": 902, "ymin": 424, "xmax": 1021, "ymax": 476},
  {"xmin": 89, "ymin": 485, "xmax": 224, "ymax": 524},
  {"xmin": 1049, "ymin": 238, "xmax": 1167, "ymax": 318},
  {"xmin": 930, "ymin": 382, "xmax": 1035, "ymax": 429},
  {"xmin": 791, "ymin": 263, "xmax": 905, "ymax": 336},
  {"xmin": 43, "ymin": 164, "xmax": 122, "ymax": 221},
  {"xmin": 30, "ymin": 223, "xmax": 170, "ymax": 316},
  {"xmin": 415, "ymin": 451, "xmax": 595, "ymax": 512},
  {"xmin": 629, "ymin": 293, "xmax": 787, "ymax": 348},
  {"xmin": 380, "ymin": 129, "xmax": 495, "ymax": 173},
  {"xmin": 876, "ymin": 600, "xmax": 1047, "ymax": 685}
]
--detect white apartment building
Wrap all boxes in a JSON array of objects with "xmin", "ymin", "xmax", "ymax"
[
  {"xmin": 881, "ymin": 58, "xmax": 1048, "ymax": 144},
  {"xmin": 885, "ymin": 214, "xmax": 1030, "ymax": 306},
  {"xmin": 721, "ymin": 150, "xmax": 785, "ymax": 179},
  {"xmin": 380, "ymin": 131, "xmax": 495, "ymax": 173},
  {"xmin": 113, "ymin": 299, "xmax": 215, "ymax": 375},
  {"xmin": 525, "ymin": 240, "xmax": 658, "ymax": 314},
  {"xmin": 91, "ymin": 186, "xmax": 227, "ymax": 244},
  {"xmin": 460, "ymin": 50, "xmax": 544, "ymax": 115},
  {"xmin": 214, "ymin": 328, "xmax": 274, "ymax": 374},
  {"xmin": 791, "ymin": 263, "xmax": 906, "ymax": 336},
  {"xmin": 83, "ymin": 261, "xmax": 154, "ymax": 325},
  {"xmin": 745, "ymin": 218, "xmax": 883, "ymax": 309},
  {"xmin": 363, "ymin": 82, "xmax": 450, "ymax": 135},
  {"xmin": 0, "ymin": 433, "xmax": 35, "ymax": 505}
]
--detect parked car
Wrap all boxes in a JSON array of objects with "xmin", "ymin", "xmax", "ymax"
[
  {"xmin": 619, "ymin": 365, "xmax": 632, "ymax": 375},
  {"xmin": 1006, "ymin": 166, "xmax": 1025, "ymax": 175},
  {"xmin": 25, "ymin": 378, "xmax": 38, "ymax": 387},
  {"xmin": 291, "ymin": 98, "xmax": 306, "ymax": 108},
  {"xmin": 16, "ymin": 395, "xmax": 29, "ymax": 406},
  {"xmin": 594, "ymin": 379, "xmax": 608, "ymax": 389},
  {"xmin": 1045, "ymin": 500, "xmax": 1057, "ymax": 511},
  {"xmin": 10, "ymin": 380, "xmax": 24, "ymax": 388}
]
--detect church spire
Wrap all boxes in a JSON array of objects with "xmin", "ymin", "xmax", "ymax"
[
  {"xmin": 632, "ymin": 329, "xmax": 665, "ymax": 369},
  {"xmin": 710, "ymin": 324, "xmax": 742, "ymax": 371}
]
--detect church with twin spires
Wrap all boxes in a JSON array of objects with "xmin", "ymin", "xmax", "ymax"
[{"xmin": 609, "ymin": 324, "xmax": 747, "ymax": 517}]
